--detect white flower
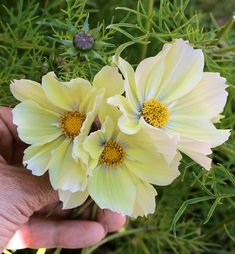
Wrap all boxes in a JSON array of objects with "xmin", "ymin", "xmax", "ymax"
[
  {"xmin": 11, "ymin": 72, "xmax": 103, "ymax": 193},
  {"xmin": 68, "ymin": 111, "xmax": 181, "ymax": 217},
  {"xmin": 108, "ymin": 39, "xmax": 230, "ymax": 170}
]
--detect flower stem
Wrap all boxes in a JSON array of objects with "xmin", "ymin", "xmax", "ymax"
[
  {"xmin": 213, "ymin": 44, "xmax": 235, "ymax": 53},
  {"xmin": 141, "ymin": 0, "xmax": 154, "ymax": 60},
  {"xmin": 82, "ymin": 226, "xmax": 156, "ymax": 254},
  {"xmin": 218, "ymin": 145, "xmax": 235, "ymax": 158},
  {"xmin": 69, "ymin": 197, "xmax": 94, "ymax": 219},
  {"xmin": 53, "ymin": 247, "xmax": 62, "ymax": 254}
]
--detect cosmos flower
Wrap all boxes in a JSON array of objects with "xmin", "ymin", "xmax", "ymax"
[
  {"xmin": 11, "ymin": 72, "xmax": 104, "ymax": 194},
  {"xmin": 67, "ymin": 106, "xmax": 181, "ymax": 216},
  {"xmin": 108, "ymin": 39, "xmax": 230, "ymax": 170}
]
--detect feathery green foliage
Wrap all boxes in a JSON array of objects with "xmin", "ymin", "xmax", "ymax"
[{"xmin": 0, "ymin": 0, "xmax": 235, "ymax": 253}]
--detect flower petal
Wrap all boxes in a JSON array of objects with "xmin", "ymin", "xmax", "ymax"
[
  {"xmin": 10, "ymin": 79, "xmax": 60, "ymax": 112},
  {"xmin": 125, "ymin": 153, "xmax": 180, "ymax": 186},
  {"xmin": 167, "ymin": 116, "xmax": 230, "ymax": 148},
  {"xmin": 157, "ymin": 39, "xmax": 204, "ymax": 103},
  {"xmin": 117, "ymin": 114, "xmax": 141, "ymax": 135},
  {"xmin": 13, "ymin": 100, "xmax": 61, "ymax": 145},
  {"xmin": 177, "ymin": 137, "xmax": 212, "ymax": 170},
  {"xmin": 131, "ymin": 179, "xmax": 157, "ymax": 218},
  {"xmin": 171, "ymin": 72, "xmax": 228, "ymax": 120},
  {"xmin": 59, "ymin": 189, "xmax": 89, "ymax": 209},
  {"xmin": 73, "ymin": 90, "xmax": 104, "ymax": 159},
  {"xmin": 82, "ymin": 130, "xmax": 104, "ymax": 168},
  {"xmin": 112, "ymin": 56, "xmax": 139, "ymax": 107},
  {"xmin": 135, "ymin": 46, "xmax": 169, "ymax": 101},
  {"xmin": 108, "ymin": 95, "xmax": 140, "ymax": 135},
  {"xmin": 42, "ymin": 72, "xmax": 95, "ymax": 111},
  {"xmin": 98, "ymin": 104, "xmax": 121, "ymax": 134},
  {"xmin": 23, "ymin": 137, "xmax": 64, "ymax": 176},
  {"xmin": 48, "ymin": 139, "xmax": 87, "ymax": 192},
  {"xmin": 138, "ymin": 118, "xmax": 179, "ymax": 163},
  {"xmin": 88, "ymin": 166, "xmax": 136, "ymax": 216},
  {"xmin": 93, "ymin": 66, "xmax": 124, "ymax": 97}
]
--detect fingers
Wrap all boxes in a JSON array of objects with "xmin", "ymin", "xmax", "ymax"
[
  {"xmin": 0, "ymin": 117, "xmax": 12, "ymax": 163},
  {"xmin": 0, "ymin": 107, "xmax": 27, "ymax": 164},
  {"xmin": 0, "ymin": 107, "xmax": 20, "ymax": 144},
  {"xmin": 96, "ymin": 209, "xmax": 126, "ymax": 233},
  {"xmin": 6, "ymin": 218, "xmax": 106, "ymax": 249},
  {"xmin": 35, "ymin": 202, "xmax": 71, "ymax": 219}
]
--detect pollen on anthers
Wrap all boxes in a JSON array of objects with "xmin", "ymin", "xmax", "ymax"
[
  {"xmin": 99, "ymin": 140, "xmax": 126, "ymax": 168},
  {"xmin": 142, "ymin": 98, "xmax": 170, "ymax": 128},
  {"xmin": 60, "ymin": 111, "xmax": 86, "ymax": 138}
]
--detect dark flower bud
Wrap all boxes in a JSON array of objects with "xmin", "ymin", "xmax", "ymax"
[{"xmin": 73, "ymin": 31, "xmax": 94, "ymax": 51}]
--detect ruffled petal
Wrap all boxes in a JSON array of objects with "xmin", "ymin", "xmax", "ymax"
[
  {"xmin": 167, "ymin": 116, "xmax": 230, "ymax": 148},
  {"xmin": 108, "ymin": 95, "xmax": 140, "ymax": 135},
  {"xmin": 112, "ymin": 56, "xmax": 140, "ymax": 107},
  {"xmin": 157, "ymin": 39, "xmax": 204, "ymax": 103},
  {"xmin": 13, "ymin": 100, "xmax": 61, "ymax": 145},
  {"xmin": 42, "ymin": 72, "xmax": 95, "ymax": 112},
  {"xmin": 59, "ymin": 189, "xmax": 89, "ymax": 209},
  {"xmin": 131, "ymin": 179, "xmax": 157, "ymax": 218},
  {"xmin": 125, "ymin": 152, "xmax": 180, "ymax": 186},
  {"xmin": 98, "ymin": 103, "xmax": 121, "ymax": 125},
  {"xmin": 177, "ymin": 137, "xmax": 212, "ymax": 170},
  {"xmin": 48, "ymin": 139, "xmax": 87, "ymax": 192},
  {"xmin": 117, "ymin": 114, "xmax": 140, "ymax": 135},
  {"xmin": 93, "ymin": 66, "xmax": 124, "ymax": 97},
  {"xmin": 138, "ymin": 118, "xmax": 179, "ymax": 163},
  {"xmin": 73, "ymin": 90, "xmax": 104, "ymax": 158},
  {"xmin": 171, "ymin": 72, "xmax": 228, "ymax": 120},
  {"xmin": 135, "ymin": 46, "xmax": 169, "ymax": 101},
  {"xmin": 88, "ymin": 166, "xmax": 136, "ymax": 216},
  {"xmin": 10, "ymin": 79, "xmax": 60, "ymax": 112},
  {"xmin": 82, "ymin": 130, "xmax": 104, "ymax": 167},
  {"xmin": 23, "ymin": 137, "xmax": 64, "ymax": 176}
]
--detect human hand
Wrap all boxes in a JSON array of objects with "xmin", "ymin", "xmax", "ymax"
[{"xmin": 0, "ymin": 107, "xmax": 126, "ymax": 251}]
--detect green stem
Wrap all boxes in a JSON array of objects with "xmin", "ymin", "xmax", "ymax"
[
  {"xmin": 140, "ymin": 240, "xmax": 151, "ymax": 254},
  {"xmin": 213, "ymin": 44, "xmax": 235, "ymax": 54},
  {"xmin": 141, "ymin": 0, "xmax": 154, "ymax": 60},
  {"xmin": 91, "ymin": 203, "xmax": 98, "ymax": 220},
  {"xmin": 0, "ymin": 36, "xmax": 55, "ymax": 54},
  {"xmin": 201, "ymin": 214, "xmax": 235, "ymax": 240},
  {"xmin": 82, "ymin": 226, "xmax": 156, "ymax": 254},
  {"xmin": 69, "ymin": 198, "xmax": 94, "ymax": 219},
  {"xmin": 218, "ymin": 145, "xmax": 235, "ymax": 158},
  {"xmin": 53, "ymin": 247, "xmax": 62, "ymax": 254},
  {"xmin": 17, "ymin": 42, "xmax": 55, "ymax": 53}
]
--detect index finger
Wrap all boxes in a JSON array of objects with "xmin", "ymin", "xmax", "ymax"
[
  {"xmin": 0, "ymin": 107, "xmax": 21, "ymax": 144},
  {"xmin": 0, "ymin": 107, "xmax": 27, "ymax": 164}
]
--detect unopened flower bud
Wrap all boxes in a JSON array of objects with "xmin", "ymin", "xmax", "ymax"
[{"xmin": 73, "ymin": 31, "xmax": 94, "ymax": 51}]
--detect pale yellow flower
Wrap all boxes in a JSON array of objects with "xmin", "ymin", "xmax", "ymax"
[
  {"xmin": 67, "ymin": 108, "xmax": 181, "ymax": 217},
  {"xmin": 11, "ymin": 72, "xmax": 103, "ymax": 195},
  {"xmin": 108, "ymin": 39, "xmax": 230, "ymax": 170}
]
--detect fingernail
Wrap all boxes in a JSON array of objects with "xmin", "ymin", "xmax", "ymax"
[{"xmin": 101, "ymin": 223, "xmax": 109, "ymax": 235}]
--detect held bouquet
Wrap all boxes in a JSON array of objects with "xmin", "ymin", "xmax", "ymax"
[{"xmin": 10, "ymin": 39, "xmax": 230, "ymax": 217}]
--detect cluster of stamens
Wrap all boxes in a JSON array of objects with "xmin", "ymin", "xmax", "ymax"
[
  {"xmin": 141, "ymin": 98, "xmax": 170, "ymax": 128},
  {"xmin": 60, "ymin": 111, "xmax": 86, "ymax": 138},
  {"xmin": 99, "ymin": 140, "xmax": 126, "ymax": 168}
]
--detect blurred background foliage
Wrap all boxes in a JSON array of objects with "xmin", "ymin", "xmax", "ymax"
[{"xmin": 0, "ymin": 0, "xmax": 235, "ymax": 253}]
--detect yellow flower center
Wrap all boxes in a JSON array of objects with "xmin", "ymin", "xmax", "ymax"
[
  {"xmin": 60, "ymin": 111, "xmax": 86, "ymax": 138},
  {"xmin": 141, "ymin": 98, "xmax": 170, "ymax": 128},
  {"xmin": 99, "ymin": 140, "xmax": 126, "ymax": 168}
]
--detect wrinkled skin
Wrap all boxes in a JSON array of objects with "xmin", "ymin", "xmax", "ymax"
[{"xmin": 0, "ymin": 107, "xmax": 126, "ymax": 251}]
